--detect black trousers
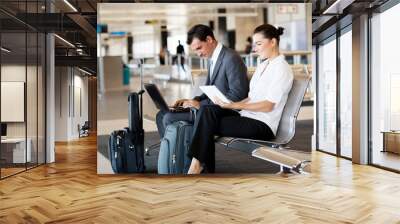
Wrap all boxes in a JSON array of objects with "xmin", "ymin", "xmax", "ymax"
[{"xmin": 188, "ymin": 105, "xmax": 275, "ymax": 173}]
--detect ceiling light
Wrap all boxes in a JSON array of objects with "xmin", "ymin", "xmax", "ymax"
[
  {"xmin": 54, "ymin": 34, "xmax": 75, "ymax": 48},
  {"xmin": 63, "ymin": 0, "xmax": 78, "ymax": 12},
  {"xmin": 78, "ymin": 67, "xmax": 92, "ymax": 76},
  {"xmin": 323, "ymin": 0, "xmax": 354, "ymax": 15},
  {"xmin": 1, "ymin": 47, "xmax": 11, "ymax": 53}
]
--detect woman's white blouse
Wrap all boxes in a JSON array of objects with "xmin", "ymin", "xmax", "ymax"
[{"xmin": 239, "ymin": 54, "xmax": 293, "ymax": 135}]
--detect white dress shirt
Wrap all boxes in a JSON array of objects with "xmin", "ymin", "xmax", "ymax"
[
  {"xmin": 209, "ymin": 42, "xmax": 223, "ymax": 79},
  {"xmin": 239, "ymin": 54, "xmax": 293, "ymax": 135}
]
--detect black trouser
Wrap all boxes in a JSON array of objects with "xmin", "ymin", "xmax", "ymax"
[{"xmin": 188, "ymin": 105, "xmax": 275, "ymax": 173}]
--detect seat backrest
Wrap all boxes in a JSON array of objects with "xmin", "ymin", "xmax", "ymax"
[
  {"xmin": 82, "ymin": 121, "xmax": 90, "ymax": 129},
  {"xmin": 273, "ymin": 75, "xmax": 311, "ymax": 145}
]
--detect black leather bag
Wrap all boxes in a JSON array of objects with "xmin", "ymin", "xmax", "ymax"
[{"xmin": 108, "ymin": 91, "xmax": 145, "ymax": 173}]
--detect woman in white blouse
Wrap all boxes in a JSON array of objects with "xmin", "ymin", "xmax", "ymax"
[{"xmin": 187, "ymin": 24, "xmax": 294, "ymax": 174}]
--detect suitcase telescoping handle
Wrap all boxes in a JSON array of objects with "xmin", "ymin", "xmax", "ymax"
[
  {"xmin": 137, "ymin": 58, "xmax": 144, "ymax": 93},
  {"xmin": 138, "ymin": 59, "xmax": 144, "ymax": 130},
  {"xmin": 127, "ymin": 59, "xmax": 145, "ymax": 132},
  {"xmin": 139, "ymin": 89, "xmax": 144, "ymax": 130},
  {"xmin": 128, "ymin": 92, "xmax": 144, "ymax": 132},
  {"xmin": 137, "ymin": 89, "xmax": 145, "ymax": 125}
]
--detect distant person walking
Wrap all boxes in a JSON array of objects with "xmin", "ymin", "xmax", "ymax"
[
  {"xmin": 173, "ymin": 40, "xmax": 186, "ymax": 71},
  {"xmin": 177, "ymin": 40, "xmax": 185, "ymax": 55},
  {"xmin": 244, "ymin": 36, "xmax": 253, "ymax": 54}
]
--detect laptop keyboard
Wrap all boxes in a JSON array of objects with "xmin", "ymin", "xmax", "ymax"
[{"xmin": 169, "ymin": 107, "xmax": 191, "ymax": 113}]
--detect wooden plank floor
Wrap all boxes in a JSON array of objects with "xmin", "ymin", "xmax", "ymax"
[
  {"xmin": 1, "ymin": 167, "xmax": 26, "ymax": 178},
  {"xmin": 1, "ymin": 134, "xmax": 400, "ymax": 224}
]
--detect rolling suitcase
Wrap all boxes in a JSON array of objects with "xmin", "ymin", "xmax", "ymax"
[
  {"xmin": 157, "ymin": 121, "xmax": 193, "ymax": 174},
  {"xmin": 109, "ymin": 91, "xmax": 145, "ymax": 173}
]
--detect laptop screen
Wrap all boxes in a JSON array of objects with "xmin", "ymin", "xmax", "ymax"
[{"xmin": 144, "ymin": 84, "xmax": 170, "ymax": 112}]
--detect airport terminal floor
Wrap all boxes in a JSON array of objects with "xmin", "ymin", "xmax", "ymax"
[{"xmin": 0, "ymin": 134, "xmax": 399, "ymax": 223}]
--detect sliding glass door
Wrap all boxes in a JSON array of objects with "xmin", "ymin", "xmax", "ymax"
[
  {"xmin": 370, "ymin": 2, "xmax": 400, "ymax": 171},
  {"xmin": 317, "ymin": 35, "xmax": 337, "ymax": 154},
  {"xmin": 316, "ymin": 23, "xmax": 353, "ymax": 159}
]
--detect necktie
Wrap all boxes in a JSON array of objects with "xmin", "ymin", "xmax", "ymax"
[{"xmin": 209, "ymin": 59, "xmax": 214, "ymax": 78}]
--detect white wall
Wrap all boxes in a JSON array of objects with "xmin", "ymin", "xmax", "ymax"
[
  {"xmin": 72, "ymin": 74, "xmax": 89, "ymax": 138},
  {"xmin": 1, "ymin": 65, "xmax": 32, "ymax": 138},
  {"xmin": 267, "ymin": 4, "xmax": 308, "ymax": 51},
  {"xmin": 1, "ymin": 63, "xmax": 46, "ymax": 164},
  {"xmin": 1, "ymin": 65, "xmax": 26, "ymax": 142},
  {"xmin": 234, "ymin": 12, "xmax": 262, "ymax": 52},
  {"xmin": 54, "ymin": 67, "xmax": 89, "ymax": 141},
  {"xmin": 103, "ymin": 56, "xmax": 123, "ymax": 92},
  {"xmin": 55, "ymin": 67, "xmax": 69, "ymax": 141}
]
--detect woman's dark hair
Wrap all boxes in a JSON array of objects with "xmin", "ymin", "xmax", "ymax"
[
  {"xmin": 253, "ymin": 24, "xmax": 284, "ymax": 45},
  {"xmin": 186, "ymin": 24, "xmax": 216, "ymax": 45}
]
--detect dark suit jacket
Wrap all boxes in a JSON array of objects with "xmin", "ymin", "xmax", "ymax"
[{"xmin": 193, "ymin": 46, "xmax": 249, "ymax": 105}]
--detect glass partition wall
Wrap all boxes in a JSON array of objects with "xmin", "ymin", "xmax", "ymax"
[
  {"xmin": 0, "ymin": 1, "xmax": 46, "ymax": 179},
  {"xmin": 316, "ymin": 0, "xmax": 400, "ymax": 172},
  {"xmin": 339, "ymin": 27, "xmax": 352, "ymax": 159},
  {"xmin": 317, "ymin": 35, "xmax": 337, "ymax": 155},
  {"xmin": 370, "ymin": 2, "xmax": 400, "ymax": 171},
  {"xmin": 316, "ymin": 25, "xmax": 353, "ymax": 159}
]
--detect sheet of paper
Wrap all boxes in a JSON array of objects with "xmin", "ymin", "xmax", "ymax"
[{"xmin": 199, "ymin": 85, "xmax": 231, "ymax": 104}]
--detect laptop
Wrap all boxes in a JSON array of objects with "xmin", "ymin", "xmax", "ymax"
[{"xmin": 144, "ymin": 83, "xmax": 190, "ymax": 113}]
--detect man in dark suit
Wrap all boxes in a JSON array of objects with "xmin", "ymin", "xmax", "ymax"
[
  {"xmin": 156, "ymin": 24, "xmax": 249, "ymax": 137},
  {"xmin": 173, "ymin": 40, "xmax": 186, "ymax": 71}
]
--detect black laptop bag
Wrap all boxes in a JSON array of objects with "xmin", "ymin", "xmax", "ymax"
[{"xmin": 108, "ymin": 91, "xmax": 145, "ymax": 173}]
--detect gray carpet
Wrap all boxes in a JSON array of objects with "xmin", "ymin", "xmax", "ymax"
[{"xmin": 98, "ymin": 119, "xmax": 312, "ymax": 173}]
